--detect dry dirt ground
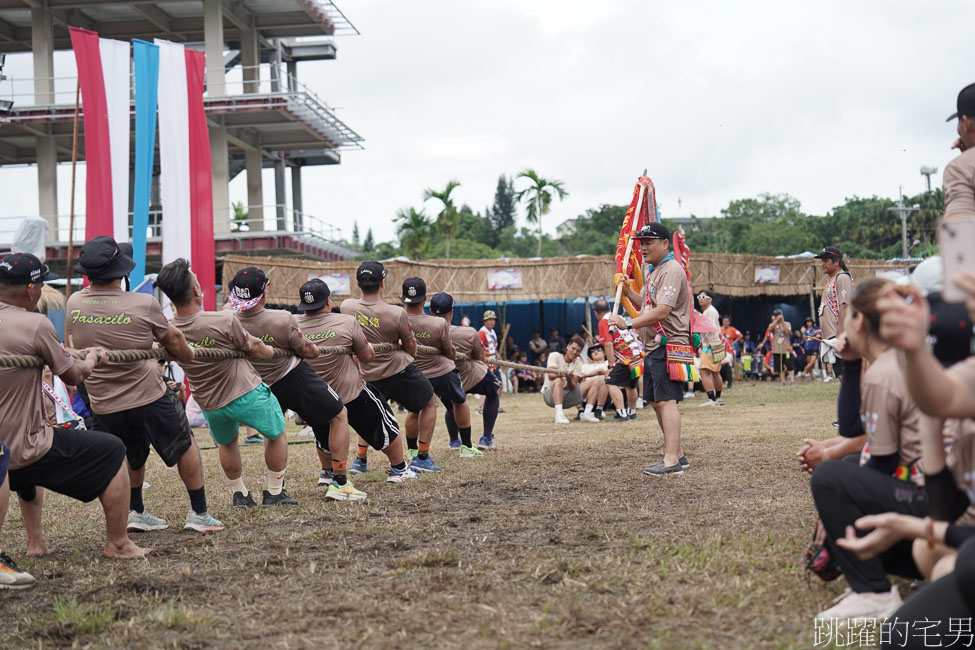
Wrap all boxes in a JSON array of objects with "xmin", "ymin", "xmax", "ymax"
[{"xmin": 1, "ymin": 380, "xmax": 869, "ymax": 648}]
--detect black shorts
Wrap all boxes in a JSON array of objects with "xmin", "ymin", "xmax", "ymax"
[
  {"xmin": 0, "ymin": 441, "xmax": 8, "ymax": 485},
  {"xmin": 270, "ymin": 361, "xmax": 345, "ymax": 427},
  {"xmin": 467, "ymin": 370, "xmax": 501, "ymax": 398},
  {"xmin": 430, "ymin": 369, "xmax": 467, "ymax": 407},
  {"xmin": 606, "ymin": 362, "xmax": 638, "ymax": 389},
  {"xmin": 643, "ymin": 347, "xmax": 684, "ymax": 403},
  {"xmin": 368, "ymin": 363, "xmax": 434, "ymax": 414},
  {"xmin": 772, "ymin": 353, "xmax": 794, "ymax": 373},
  {"xmin": 96, "ymin": 388, "xmax": 193, "ymax": 470},
  {"xmin": 9, "ymin": 428, "xmax": 125, "ymax": 503},
  {"xmin": 316, "ymin": 384, "xmax": 400, "ymax": 453}
]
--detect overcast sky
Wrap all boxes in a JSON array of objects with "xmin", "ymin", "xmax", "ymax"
[{"xmin": 1, "ymin": 0, "xmax": 971, "ymax": 246}]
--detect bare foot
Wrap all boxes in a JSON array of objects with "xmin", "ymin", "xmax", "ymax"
[
  {"xmin": 26, "ymin": 541, "xmax": 50, "ymax": 557},
  {"xmin": 103, "ymin": 539, "xmax": 151, "ymax": 559}
]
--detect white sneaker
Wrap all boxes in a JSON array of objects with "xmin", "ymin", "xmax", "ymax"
[
  {"xmin": 824, "ymin": 376, "xmax": 833, "ymax": 383},
  {"xmin": 296, "ymin": 425, "xmax": 315, "ymax": 438},
  {"xmin": 636, "ymin": 398, "xmax": 646, "ymax": 409},
  {"xmin": 580, "ymin": 412, "xmax": 600, "ymax": 423},
  {"xmin": 127, "ymin": 510, "xmax": 170, "ymax": 532},
  {"xmin": 683, "ymin": 391, "xmax": 696, "ymax": 399},
  {"xmin": 814, "ymin": 587, "xmax": 902, "ymax": 622},
  {"xmin": 698, "ymin": 400, "xmax": 717, "ymax": 407},
  {"xmin": 386, "ymin": 466, "xmax": 419, "ymax": 483},
  {"xmin": 554, "ymin": 414, "xmax": 571, "ymax": 424}
]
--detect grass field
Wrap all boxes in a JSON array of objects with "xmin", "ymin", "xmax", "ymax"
[{"xmin": 0, "ymin": 380, "xmax": 865, "ymax": 648}]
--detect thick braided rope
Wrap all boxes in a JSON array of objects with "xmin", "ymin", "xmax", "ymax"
[{"xmin": 0, "ymin": 342, "xmax": 567, "ymax": 375}]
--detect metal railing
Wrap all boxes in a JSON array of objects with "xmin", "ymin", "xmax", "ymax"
[{"xmin": 0, "ymin": 205, "xmax": 346, "ymax": 248}]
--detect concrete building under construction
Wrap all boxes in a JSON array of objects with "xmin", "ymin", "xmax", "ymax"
[{"xmin": 0, "ymin": 0, "xmax": 363, "ymax": 270}]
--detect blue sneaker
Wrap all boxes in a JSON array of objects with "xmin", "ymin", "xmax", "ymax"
[
  {"xmin": 448, "ymin": 439, "xmax": 461, "ymax": 449},
  {"xmin": 349, "ymin": 457, "xmax": 369, "ymax": 475},
  {"xmin": 410, "ymin": 456, "xmax": 443, "ymax": 473},
  {"xmin": 477, "ymin": 435, "xmax": 492, "ymax": 451}
]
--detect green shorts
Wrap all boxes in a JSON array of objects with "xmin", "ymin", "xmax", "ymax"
[{"xmin": 203, "ymin": 383, "xmax": 286, "ymax": 446}]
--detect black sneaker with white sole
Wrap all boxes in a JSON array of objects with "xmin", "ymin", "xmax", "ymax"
[
  {"xmin": 232, "ymin": 491, "xmax": 258, "ymax": 509},
  {"xmin": 678, "ymin": 455, "xmax": 689, "ymax": 469},
  {"xmin": 261, "ymin": 489, "xmax": 298, "ymax": 507},
  {"xmin": 642, "ymin": 461, "xmax": 685, "ymax": 476}
]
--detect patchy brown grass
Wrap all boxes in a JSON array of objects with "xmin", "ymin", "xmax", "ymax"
[{"xmin": 0, "ymin": 380, "xmax": 857, "ymax": 648}]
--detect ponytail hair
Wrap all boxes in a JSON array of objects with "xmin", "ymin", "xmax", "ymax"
[{"xmin": 849, "ymin": 276, "xmax": 903, "ymax": 337}]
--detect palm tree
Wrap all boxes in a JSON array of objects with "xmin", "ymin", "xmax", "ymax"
[
  {"xmin": 514, "ymin": 169, "xmax": 568, "ymax": 257},
  {"xmin": 423, "ymin": 179, "xmax": 461, "ymax": 259},
  {"xmin": 395, "ymin": 207, "xmax": 432, "ymax": 260}
]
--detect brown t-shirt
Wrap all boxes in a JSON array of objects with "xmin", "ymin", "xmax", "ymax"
[
  {"xmin": 339, "ymin": 298, "xmax": 414, "ymax": 382},
  {"xmin": 860, "ymin": 348, "xmax": 921, "ymax": 470},
  {"xmin": 407, "ymin": 312, "xmax": 455, "ymax": 379},
  {"xmin": 449, "ymin": 324, "xmax": 488, "ymax": 390},
  {"xmin": 944, "ymin": 148, "xmax": 975, "ymax": 220},
  {"xmin": 940, "ymin": 416, "xmax": 975, "ymax": 519},
  {"xmin": 768, "ymin": 319, "xmax": 793, "ymax": 354},
  {"xmin": 819, "ymin": 272, "xmax": 854, "ymax": 339},
  {"xmin": 234, "ymin": 308, "xmax": 306, "ymax": 385},
  {"xmin": 0, "ymin": 303, "xmax": 79, "ymax": 469},
  {"xmin": 171, "ymin": 310, "xmax": 261, "ymax": 412},
  {"xmin": 65, "ymin": 286, "xmax": 170, "ymax": 414},
  {"xmin": 296, "ymin": 311, "xmax": 370, "ymax": 403},
  {"xmin": 642, "ymin": 258, "xmax": 691, "ymax": 352}
]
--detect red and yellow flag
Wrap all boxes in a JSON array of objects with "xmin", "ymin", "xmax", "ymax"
[
  {"xmin": 616, "ymin": 176, "xmax": 654, "ymax": 317},
  {"xmin": 672, "ymin": 228, "xmax": 692, "ymax": 280}
]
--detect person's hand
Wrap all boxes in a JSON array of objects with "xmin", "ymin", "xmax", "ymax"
[
  {"xmin": 952, "ymin": 270, "xmax": 975, "ymax": 325},
  {"xmin": 608, "ymin": 314, "xmax": 627, "ymax": 330},
  {"xmin": 832, "ymin": 332, "xmax": 860, "ymax": 362},
  {"xmin": 877, "ymin": 285, "xmax": 929, "ymax": 354},
  {"xmin": 797, "ymin": 438, "xmax": 828, "ymax": 473},
  {"xmin": 835, "ymin": 513, "xmax": 913, "ymax": 560},
  {"xmin": 953, "ymin": 137, "xmax": 968, "ymax": 153},
  {"xmin": 614, "ymin": 273, "xmax": 629, "ymax": 288},
  {"xmin": 85, "ymin": 347, "xmax": 109, "ymax": 367}
]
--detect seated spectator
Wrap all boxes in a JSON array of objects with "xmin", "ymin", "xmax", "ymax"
[
  {"xmin": 504, "ymin": 335, "xmax": 519, "ymax": 361},
  {"xmin": 542, "ymin": 336, "xmax": 584, "ymax": 424},
  {"xmin": 514, "ymin": 352, "xmax": 537, "ymax": 392},
  {"xmin": 578, "ymin": 346, "xmax": 627, "ymax": 423},
  {"xmin": 548, "ymin": 328, "xmax": 567, "ymax": 355},
  {"xmin": 808, "ymin": 278, "xmax": 928, "ymax": 623},
  {"xmin": 528, "ymin": 330, "xmax": 548, "ymax": 365}
]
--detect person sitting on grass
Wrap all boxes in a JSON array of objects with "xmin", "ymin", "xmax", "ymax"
[
  {"xmin": 515, "ymin": 353, "xmax": 536, "ymax": 392},
  {"xmin": 578, "ymin": 346, "xmax": 628, "ymax": 423},
  {"xmin": 0, "ymin": 253, "xmax": 149, "ymax": 593},
  {"xmin": 542, "ymin": 336, "xmax": 584, "ymax": 424},
  {"xmin": 156, "ymin": 258, "xmax": 297, "ymax": 509},
  {"xmin": 809, "ymin": 278, "xmax": 929, "ymax": 624}
]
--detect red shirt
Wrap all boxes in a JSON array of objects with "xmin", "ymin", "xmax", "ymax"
[{"xmin": 597, "ymin": 315, "xmax": 612, "ymax": 345}]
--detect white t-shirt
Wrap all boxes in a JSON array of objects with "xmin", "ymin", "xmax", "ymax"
[{"xmin": 543, "ymin": 352, "xmax": 583, "ymax": 390}]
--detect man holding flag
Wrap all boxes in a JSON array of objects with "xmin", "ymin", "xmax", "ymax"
[{"xmin": 610, "ymin": 222, "xmax": 691, "ymax": 477}]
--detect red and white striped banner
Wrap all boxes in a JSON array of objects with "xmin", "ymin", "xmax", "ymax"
[
  {"xmin": 155, "ymin": 39, "xmax": 215, "ymax": 310},
  {"xmin": 69, "ymin": 27, "xmax": 130, "ymax": 242}
]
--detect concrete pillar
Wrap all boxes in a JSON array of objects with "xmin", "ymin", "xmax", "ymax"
[
  {"xmin": 274, "ymin": 156, "xmax": 286, "ymax": 231},
  {"xmin": 291, "ymin": 166, "xmax": 303, "ymax": 230},
  {"xmin": 210, "ymin": 124, "xmax": 230, "ymax": 235},
  {"xmin": 286, "ymin": 60, "xmax": 297, "ymax": 92},
  {"xmin": 246, "ymin": 147, "xmax": 263, "ymax": 228},
  {"xmin": 32, "ymin": 8, "xmax": 57, "ymax": 241},
  {"xmin": 270, "ymin": 41, "xmax": 282, "ymax": 92},
  {"xmin": 240, "ymin": 26, "xmax": 259, "ymax": 93},
  {"xmin": 203, "ymin": 0, "xmax": 226, "ymax": 96}
]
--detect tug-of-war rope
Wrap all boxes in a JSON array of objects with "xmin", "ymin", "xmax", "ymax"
[{"xmin": 0, "ymin": 343, "xmax": 569, "ymax": 376}]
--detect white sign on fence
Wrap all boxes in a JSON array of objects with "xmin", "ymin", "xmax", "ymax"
[
  {"xmin": 308, "ymin": 272, "xmax": 351, "ymax": 296},
  {"xmin": 487, "ymin": 268, "xmax": 523, "ymax": 290}
]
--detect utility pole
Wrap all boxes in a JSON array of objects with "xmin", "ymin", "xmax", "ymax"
[
  {"xmin": 920, "ymin": 166, "xmax": 938, "ymax": 192},
  {"xmin": 887, "ymin": 186, "xmax": 921, "ymax": 259}
]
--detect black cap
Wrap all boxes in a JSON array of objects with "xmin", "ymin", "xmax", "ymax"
[
  {"xmin": 814, "ymin": 246, "xmax": 843, "ymax": 260},
  {"xmin": 429, "ymin": 292, "xmax": 454, "ymax": 315},
  {"xmin": 0, "ymin": 253, "xmax": 58, "ymax": 284},
  {"xmin": 356, "ymin": 261, "xmax": 387, "ymax": 285},
  {"xmin": 297, "ymin": 279, "xmax": 330, "ymax": 312},
  {"xmin": 227, "ymin": 266, "xmax": 268, "ymax": 310},
  {"xmin": 74, "ymin": 236, "xmax": 136, "ymax": 280},
  {"xmin": 947, "ymin": 82, "xmax": 975, "ymax": 122},
  {"xmin": 773, "ymin": 308, "xmax": 783, "ymax": 316},
  {"xmin": 633, "ymin": 222, "xmax": 670, "ymax": 241},
  {"xmin": 402, "ymin": 277, "xmax": 426, "ymax": 304}
]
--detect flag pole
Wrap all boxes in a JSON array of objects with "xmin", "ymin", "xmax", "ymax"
[
  {"xmin": 612, "ymin": 169, "xmax": 650, "ymax": 316},
  {"xmin": 66, "ymin": 79, "xmax": 80, "ymax": 298}
]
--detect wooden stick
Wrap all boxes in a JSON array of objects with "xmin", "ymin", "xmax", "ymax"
[
  {"xmin": 500, "ymin": 322, "xmax": 511, "ymax": 360},
  {"xmin": 66, "ymin": 79, "xmax": 80, "ymax": 298},
  {"xmin": 612, "ymin": 171, "xmax": 649, "ymax": 317}
]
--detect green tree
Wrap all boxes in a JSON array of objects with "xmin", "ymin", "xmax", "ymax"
[
  {"xmin": 363, "ymin": 227, "xmax": 375, "ymax": 252},
  {"xmin": 423, "ymin": 180, "xmax": 461, "ymax": 259},
  {"xmin": 351, "ymin": 221, "xmax": 360, "ymax": 247},
  {"xmin": 487, "ymin": 175, "xmax": 517, "ymax": 246},
  {"xmin": 515, "ymin": 169, "xmax": 568, "ymax": 257},
  {"xmin": 231, "ymin": 201, "xmax": 249, "ymax": 232},
  {"xmin": 557, "ymin": 204, "xmax": 627, "ymax": 256},
  {"xmin": 395, "ymin": 207, "xmax": 432, "ymax": 260}
]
